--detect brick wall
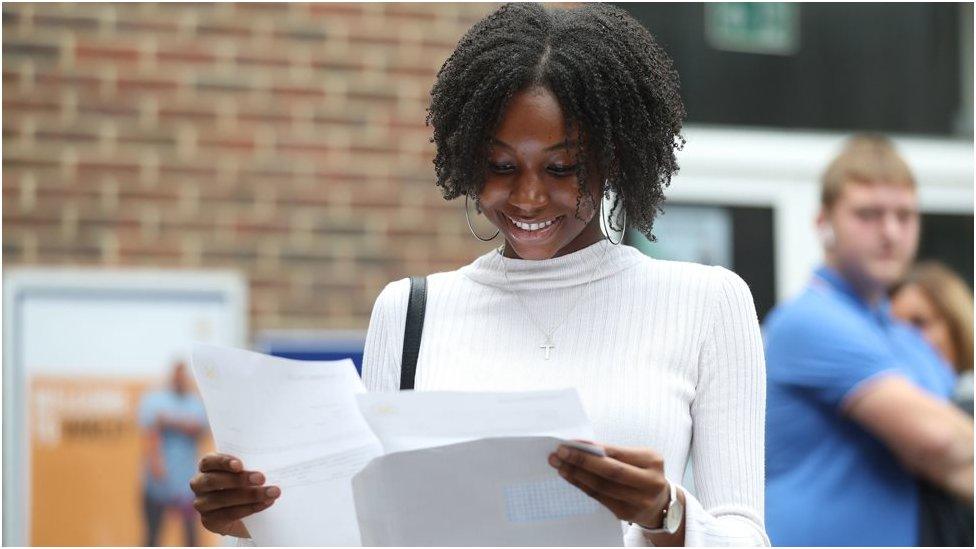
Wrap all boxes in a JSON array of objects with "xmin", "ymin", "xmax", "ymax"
[{"xmin": 2, "ymin": 2, "xmax": 524, "ymax": 336}]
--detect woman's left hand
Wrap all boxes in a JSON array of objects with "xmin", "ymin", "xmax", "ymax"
[{"xmin": 548, "ymin": 441, "xmax": 670, "ymax": 528}]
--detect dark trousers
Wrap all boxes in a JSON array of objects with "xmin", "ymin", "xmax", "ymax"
[{"xmin": 143, "ymin": 492, "xmax": 198, "ymax": 547}]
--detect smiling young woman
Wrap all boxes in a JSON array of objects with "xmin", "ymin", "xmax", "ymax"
[
  {"xmin": 190, "ymin": 3, "xmax": 769, "ymax": 547},
  {"xmin": 477, "ymin": 88, "xmax": 606, "ymax": 261}
]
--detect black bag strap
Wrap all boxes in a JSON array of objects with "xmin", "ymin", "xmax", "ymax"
[{"xmin": 399, "ymin": 276, "xmax": 427, "ymax": 390}]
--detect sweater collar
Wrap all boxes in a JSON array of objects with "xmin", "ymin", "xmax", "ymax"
[{"xmin": 459, "ymin": 239, "xmax": 645, "ymax": 291}]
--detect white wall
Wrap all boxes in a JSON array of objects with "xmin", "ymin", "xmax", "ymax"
[{"xmin": 668, "ymin": 125, "xmax": 974, "ymax": 301}]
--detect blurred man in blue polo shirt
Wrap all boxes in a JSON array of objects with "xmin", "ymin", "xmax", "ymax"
[
  {"xmin": 139, "ymin": 360, "xmax": 208, "ymax": 546},
  {"xmin": 763, "ymin": 134, "xmax": 974, "ymax": 546}
]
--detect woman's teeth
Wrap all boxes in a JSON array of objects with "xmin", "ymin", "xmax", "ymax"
[{"xmin": 511, "ymin": 217, "xmax": 558, "ymax": 231}]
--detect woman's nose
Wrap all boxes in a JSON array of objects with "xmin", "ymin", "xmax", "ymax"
[{"xmin": 509, "ymin": 172, "xmax": 549, "ymax": 212}]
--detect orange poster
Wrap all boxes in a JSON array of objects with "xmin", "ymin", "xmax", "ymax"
[{"xmin": 30, "ymin": 375, "xmax": 219, "ymax": 546}]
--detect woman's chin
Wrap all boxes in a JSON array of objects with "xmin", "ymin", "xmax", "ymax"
[{"xmin": 505, "ymin": 239, "xmax": 562, "ymax": 260}]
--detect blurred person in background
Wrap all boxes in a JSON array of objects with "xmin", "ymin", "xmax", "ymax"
[
  {"xmin": 891, "ymin": 260, "xmax": 974, "ymax": 546},
  {"xmin": 891, "ymin": 261, "xmax": 974, "ymax": 409},
  {"xmin": 763, "ymin": 134, "xmax": 974, "ymax": 546},
  {"xmin": 139, "ymin": 360, "xmax": 208, "ymax": 546}
]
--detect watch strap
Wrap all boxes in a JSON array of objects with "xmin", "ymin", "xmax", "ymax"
[{"xmin": 631, "ymin": 481, "xmax": 677, "ymax": 534}]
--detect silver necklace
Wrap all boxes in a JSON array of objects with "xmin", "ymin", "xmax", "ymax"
[{"xmin": 499, "ymin": 241, "xmax": 611, "ymax": 360}]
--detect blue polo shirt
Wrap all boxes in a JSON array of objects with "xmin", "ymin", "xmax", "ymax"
[
  {"xmin": 138, "ymin": 389, "xmax": 208, "ymax": 503},
  {"xmin": 763, "ymin": 266, "xmax": 956, "ymax": 546}
]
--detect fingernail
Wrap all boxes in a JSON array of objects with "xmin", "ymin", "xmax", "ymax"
[
  {"xmin": 229, "ymin": 460, "xmax": 242, "ymax": 471},
  {"xmin": 548, "ymin": 454, "xmax": 562, "ymax": 467},
  {"xmin": 557, "ymin": 446, "xmax": 570, "ymax": 459},
  {"xmin": 248, "ymin": 473, "xmax": 263, "ymax": 485},
  {"xmin": 265, "ymin": 486, "xmax": 281, "ymax": 498}
]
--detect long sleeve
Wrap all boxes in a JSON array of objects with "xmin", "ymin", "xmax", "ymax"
[{"xmin": 680, "ymin": 267, "xmax": 769, "ymax": 546}]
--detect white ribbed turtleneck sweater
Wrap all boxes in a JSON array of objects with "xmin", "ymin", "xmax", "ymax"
[{"xmin": 362, "ymin": 239, "xmax": 769, "ymax": 546}]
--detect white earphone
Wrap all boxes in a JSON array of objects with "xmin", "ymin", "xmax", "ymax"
[{"xmin": 818, "ymin": 224, "xmax": 836, "ymax": 248}]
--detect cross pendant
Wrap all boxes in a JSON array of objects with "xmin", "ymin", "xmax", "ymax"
[{"xmin": 540, "ymin": 340, "xmax": 555, "ymax": 360}]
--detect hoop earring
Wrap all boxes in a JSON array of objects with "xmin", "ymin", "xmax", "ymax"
[
  {"xmin": 599, "ymin": 186, "xmax": 626, "ymax": 246},
  {"xmin": 465, "ymin": 195, "xmax": 500, "ymax": 242}
]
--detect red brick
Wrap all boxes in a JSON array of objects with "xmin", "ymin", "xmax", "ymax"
[
  {"xmin": 116, "ymin": 76, "xmax": 180, "ymax": 94},
  {"xmin": 199, "ymin": 136, "xmax": 255, "ymax": 152},
  {"xmin": 33, "ymin": 14, "xmax": 99, "ymax": 31},
  {"xmin": 158, "ymin": 164, "xmax": 218, "ymax": 178},
  {"xmin": 35, "ymin": 71, "xmax": 101, "ymax": 91},
  {"xmin": 35, "ymin": 130, "xmax": 98, "ymax": 143},
  {"xmin": 159, "ymin": 106, "xmax": 217, "ymax": 122},
  {"xmin": 347, "ymin": 89, "xmax": 398, "ymax": 104},
  {"xmin": 241, "ymin": 164, "xmax": 293, "ymax": 180},
  {"xmin": 235, "ymin": 54, "xmax": 291, "ymax": 68},
  {"xmin": 276, "ymin": 139, "xmax": 331, "ymax": 156},
  {"xmin": 3, "ymin": 212, "xmax": 59, "ymax": 227},
  {"xmin": 157, "ymin": 46, "xmax": 216, "ymax": 65},
  {"xmin": 115, "ymin": 19, "xmax": 180, "ymax": 34},
  {"xmin": 383, "ymin": 4, "xmax": 439, "ymax": 21},
  {"xmin": 3, "ymin": 156, "xmax": 61, "ymax": 172},
  {"xmin": 349, "ymin": 144, "xmax": 399, "ymax": 156},
  {"xmin": 3, "ymin": 98, "xmax": 59, "ymax": 113},
  {"xmin": 238, "ymin": 110, "xmax": 291, "ymax": 127},
  {"xmin": 197, "ymin": 23, "xmax": 251, "ymax": 38},
  {"xmin": 233, "ymin": 3, "xmax": 291, "ymax": 12},
  {"xmin": 348, "ymin": 34, "xmax": 401, "ymax": 47},
  {"xmin": 307, "ymin": 3, "xmax": 364, "ymax": 17},
  {"xmin": 311, "ymin": 112, "xmax": 368, "ymax": 127},
  {"xmin": 234, "ymin": 219, "xmax": 289, "ymax": 236},
  {"xmin": 77, "ymin": 160, "xmax": 141, "ymax": 177},
  {"xmin": 270, "ymin": 85, "xmax": 326, "ymax": 100},
  {"xmin": 2, "ymin": 69, "xmax": 20, "ymax": 86},
  {"xmin": 75, "ymin": 43, "xmax": 140, "ymax": 64},
  {"xmin": 118, "ymin": 236, "xmax": 183, "ymax": 260},
  {"xmin": 119, "ymin": 187, "xmax": 180, "ymax": 202},
  {"xmin": 314, "ymin": 169, "xmax": 370, "ymax": 183},
  {"xmin": 78, "ymin": 99, "xmax": 140, "ymax": 118}
]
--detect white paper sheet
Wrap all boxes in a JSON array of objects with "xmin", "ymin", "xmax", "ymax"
[
  {"xmin": 352, "ymin": 436, "xmax": 624, "ymax": 546},
  {"xmin": 355, "ymin": 389, "xmax": 597, "ymax": 453},
  {"xmin": 190, "ymin": 344, "xmax": 383, "ymax": 546}
]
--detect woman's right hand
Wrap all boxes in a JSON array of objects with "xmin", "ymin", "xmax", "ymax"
[{"xmin": 190, "ymin": 453, "xmax": 281, "ymax": 538}]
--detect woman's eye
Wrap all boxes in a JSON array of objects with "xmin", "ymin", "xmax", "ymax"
[
  {"xmin": 489, "ymin": 163, "xmax": 515, "ymax": 173},
  {"xmin": 549, "ymin": 164, "xmax": 578, "ymax": 176}
]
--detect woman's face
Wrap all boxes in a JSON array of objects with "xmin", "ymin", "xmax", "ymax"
[
  {"xmin": 476, "ymin": 86, "xmax": 605, "ymax": 260},
  {"xmin": 891, "ymin": 283, "xmax": 959, "ymax": 370}
]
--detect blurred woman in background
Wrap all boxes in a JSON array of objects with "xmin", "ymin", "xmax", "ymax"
[
  {"xmin": 891, "ymin": 260, "xmax": 974, "ymax": 408},
  {"xmin": 891, "ymin": 260, "xmax": 974, "ymax": 547}
]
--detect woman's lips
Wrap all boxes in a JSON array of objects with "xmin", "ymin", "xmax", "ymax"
[{"xmin": 502, "ymin": 214, "xmax": 564, "ymax": 243}]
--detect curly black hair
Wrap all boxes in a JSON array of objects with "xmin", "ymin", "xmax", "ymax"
[{"xmin": 426, "ymin": 2, "xmax": 685, "ymax": 240}]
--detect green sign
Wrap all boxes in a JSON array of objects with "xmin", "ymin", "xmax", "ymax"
[{"xmin": 705, "ymin": 3, "xmax": 800, "ymax": 55}]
